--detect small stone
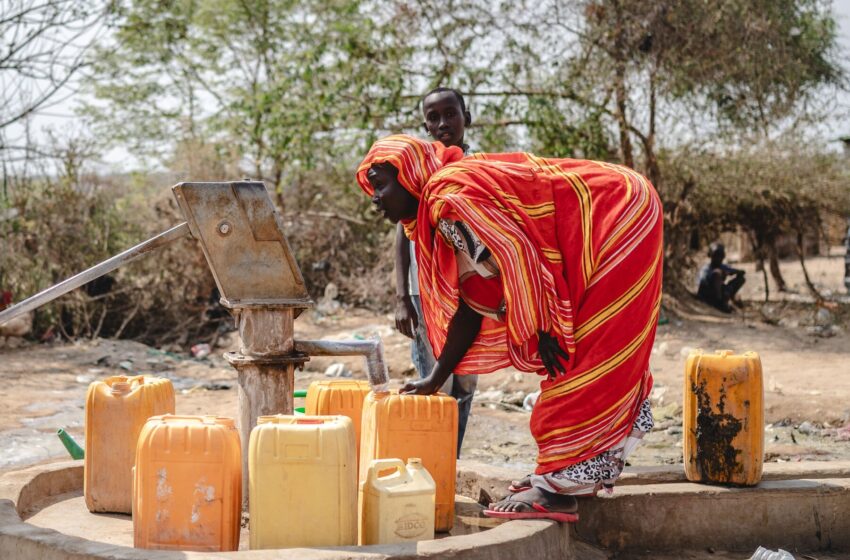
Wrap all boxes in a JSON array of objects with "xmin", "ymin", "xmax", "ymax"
[
  {"xmin": 679, "ymin": 346, "xmax": 696, "ymax": 358},
  {"xmin": 650, "ymin": 385, "xmax": 668, "ymax": 406},
  {"xmin": 777, "ymin": 317, "xmax": 798, "ymax": 328},
  {"xmin": 806, "ymin": 325, "xmax": 836, "ymax": 338},
  {"xmin": 815, "ymin": 307, "xmax": 833, "ymax": 327},
  {"xmin": 503, "ymin": 390, "xmax": 525, "ymax": 406},
  {"xmin": 477, "ymin": 389, "xmax": 505, "ymax": 402},
  {"xmin": 761, "ymin": 304, "xmax": 779, "ymax": 322},
  {"xmin": 654, "ymin": 402, "xmax": 681, "ymax": 420},
  {"xmin": 797, "ymin": 421, "xmax": 816, "ymax": 435},
  {"xmin": 655, "ymin": 419, "xmax": 675, "ymax": 430},
  {"xmin": 118, "ymin": 360, "xmax": 133, "ymax": 371}
]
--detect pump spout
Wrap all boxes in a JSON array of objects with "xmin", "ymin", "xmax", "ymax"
[{"xmin": 293, "ymin": 338, "xmax": 389, "ymax": 392}]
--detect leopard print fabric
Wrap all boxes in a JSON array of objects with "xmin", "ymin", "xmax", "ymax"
[{"xmin": 530, "ymin": 397, "xmax": 654, "ymax": 496}]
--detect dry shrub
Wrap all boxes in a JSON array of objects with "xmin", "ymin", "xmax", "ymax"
[
  {"xmin": 275, "ymin": 160, "xmax": 397, "ymax": 312},
  {"xmin": 285, "ymin": 214, "xmax": 395, "ymax": 311},
  {"xmin": 0, "ymin": 168, "xmax": 223, "ymax": 346}
]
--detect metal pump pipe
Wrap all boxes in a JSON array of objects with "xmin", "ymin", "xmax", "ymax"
[{"xmin": 293, "ymin": 338, "xmax": 389, "ymax": 391}]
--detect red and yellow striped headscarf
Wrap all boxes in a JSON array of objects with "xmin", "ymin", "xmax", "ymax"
[{"xmin": 356, "ymin": 135, "xmax": 464, "ymax": 235}]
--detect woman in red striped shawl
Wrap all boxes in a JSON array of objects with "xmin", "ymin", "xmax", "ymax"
[{"xmin": 356, "ymin": 134, "xmax": 662, "ymax": 522}]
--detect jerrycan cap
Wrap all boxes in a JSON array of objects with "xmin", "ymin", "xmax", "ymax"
[
  {"xmin": 715, "ymin": 349, "xmax": 734, "ymax": 358},
  {"xmin": 110, "ymin": 381, "xmax": 131, "ymax": 395}
]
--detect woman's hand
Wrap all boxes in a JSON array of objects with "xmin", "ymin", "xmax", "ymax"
[
  {"xmin": 400, "ymin": 299, "xmax": 483, "ymax": 396},
  {"xmin": 395, "ymin": 295, "xmax": 418, "ymax": 339},
  {"xmin": 538, "ymin": 330, "xmax": 569, "ymax": 379},
  {"xmin": 400, "ymin": 375, "xmax": 442, "ymax": 395}
]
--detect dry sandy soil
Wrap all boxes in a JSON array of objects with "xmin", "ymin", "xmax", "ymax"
[{"xmin": 0, "ymin": 251, "xmax": 848, "ymax": 476}]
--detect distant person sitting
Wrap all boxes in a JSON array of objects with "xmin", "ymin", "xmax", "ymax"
[{"xmin": 697, "ymin": 243, "xmax": 745, "ymax": 313}]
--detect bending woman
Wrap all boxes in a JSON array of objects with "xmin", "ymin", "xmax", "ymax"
[{"xmin": 356, "ymin": 135, "xmax": 662, "ymax": 522}]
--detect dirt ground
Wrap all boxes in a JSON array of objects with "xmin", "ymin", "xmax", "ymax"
[{"xmin": 0, "ymin": 251, "xmax": 848, "ymax": 476}]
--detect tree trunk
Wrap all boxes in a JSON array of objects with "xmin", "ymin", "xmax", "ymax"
[
  {"xmin": 795, "ymin": 231, "xmax": 821, "ymax": 299},
  {"xmin": 748, "ymin": 231, "xmax": 770, "ymax": 302},
  {"xmin": 766, "ymin": 241, "xmax": 787, "ymax": 292},
  {"xmin": 611, "ymin": 1, "xmax": 634, "ymax": 168}
]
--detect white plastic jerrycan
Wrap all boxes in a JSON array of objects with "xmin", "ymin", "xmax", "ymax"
[{"xmin": 359, "ymin": 457, "xmax": 436, "ymax": 545}]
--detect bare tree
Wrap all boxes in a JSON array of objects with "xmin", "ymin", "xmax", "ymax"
[{"xmin": 0, "ymin": 1, "xmax": 108, "ymax": 138}]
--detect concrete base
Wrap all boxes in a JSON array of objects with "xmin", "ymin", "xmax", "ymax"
[
  {"xmin": 457, "ymin": 460, "xmax": 850, "ymax": 555},
  {"xmin": 578, "ymin": 478, "xmax": 850, "ymax": 553},
  {"xmin": 0, "ymin": 461, "xmax": 578, "ymax": 560},
  {"xmin": 5, "ymin": 460, "xmax": 849, "ymax": 558}
]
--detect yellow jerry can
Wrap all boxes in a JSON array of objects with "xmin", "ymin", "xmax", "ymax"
[
  {"xmin": 84, "ymin": 375, "xmax": 175, "ymax": 513},
  {"xmin": 359, "ymin": 391, "xmax": 457, "ymax": 532},
  {"xmin": 359, "ymin": 458, "xmax": 436, "ymax": 545},
  {"xmin": 248, "ymin": 415, "xmax": 357, "ymax": 549},
  {"xmin": 305, "ymin": 379, "xmax": 370, "ymax": 462},
  {"xmin": 683, "ymin": 349, "xmax": 764, "ymax": 486}
]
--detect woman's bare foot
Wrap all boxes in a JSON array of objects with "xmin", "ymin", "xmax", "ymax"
[
  {"xmin": 509, "ymin": 475, "xmax": 532, "ymax": 491},
  {"xmin": 489, "ymin": 486, "xmax": 577, "ymax": 514}
]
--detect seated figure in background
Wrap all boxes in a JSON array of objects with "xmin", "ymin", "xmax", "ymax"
[{"xmin": 697, "ymin": 243, "xmax": 745, "ymax": 313}]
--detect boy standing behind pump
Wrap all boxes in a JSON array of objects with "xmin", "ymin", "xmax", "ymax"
[{"xmin": 394, "ymin": 87, "xmax": 476, "ymax": 457}]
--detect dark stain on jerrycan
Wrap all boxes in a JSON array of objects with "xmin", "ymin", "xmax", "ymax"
[
  {"xmin": 684, "ymin": 350, "xmax": 764, "ymax": 486},
  {"xmin": 691, "ymin": 378, "xmax": 743, "ymax": 482}
]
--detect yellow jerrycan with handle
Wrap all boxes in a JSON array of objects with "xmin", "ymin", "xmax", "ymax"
[
  {"xmin": 84, "ymin": 375, "xmax": 175, "ymax": 513},
  {"xmin": 359, "ymin": 458, "xmax": 436, "ymax": 545},
  {"xmin": 248, "ymin": 414, "xmax": 357, "ymax": 549},
  {"xmin": 359, "ymin": 390, "xmax": 457, "ymax": 532},
  {"xmin": 683, "ymin": 349, "xmax": 764, "ymax": 486}
]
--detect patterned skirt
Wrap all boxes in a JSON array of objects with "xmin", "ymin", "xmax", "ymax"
[{"xmin": 530, "ymin": 398, "xmax": 654, "ymax": 496}]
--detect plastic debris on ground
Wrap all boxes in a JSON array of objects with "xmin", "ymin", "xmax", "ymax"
[
  {"xmin": 522, "ymin": 390, "xmax": 540, "ymax": 411},
  {"xmin": 749, "ymin": 546, "xmax": 795, "ymax": 559},
  {"xmin": 190, "ymin": 343, "xmax": 211, "ymax": 359},
  {"xmin": 324, "ymin": 362, "xmax": 352, "ymax": 378}
]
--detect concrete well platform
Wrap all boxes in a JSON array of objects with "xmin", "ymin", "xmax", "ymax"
[
  {"xmin": 0, "ymin": 461, "xmax": 581, "ymax": 560},
  {"xmin": 3, "ymin": 460, "xmax": 850, "ymax": 559}
]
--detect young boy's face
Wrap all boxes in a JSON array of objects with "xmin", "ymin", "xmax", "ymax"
[{"xmin": 422, "ymin": 91, "xmax": 470, "ymax": 149}]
